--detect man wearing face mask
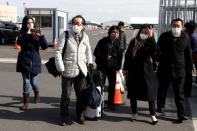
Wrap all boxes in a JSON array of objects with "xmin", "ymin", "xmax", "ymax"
[
  {"xmin": 55, "ymin": 15, "xmax": 93, "ymax": 125},
  {"xmin": 156, "ymin": 18, "xmax": 192, "ymax": 123},
  {"xmin": 94, "ymin": 26, "xmax": 122, "ymax": 111}
]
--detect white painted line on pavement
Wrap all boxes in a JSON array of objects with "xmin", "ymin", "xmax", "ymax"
[
  {"xmin": 0, "ymin": 58, "xmax": 16, "ymax": 63},
  {"xmin": 193, "ymin": 120, "xmax": 197, "ymax": 131},
  {"xmin": 100, "ymin": 31, "xmax": 106, "ymax": 34},
  {"xmin": 0, "ymin": 58, "xmax": 47, "ymax": 64}
]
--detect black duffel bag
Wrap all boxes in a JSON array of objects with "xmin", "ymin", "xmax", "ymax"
[
  {"xmin": 83, "ymin": 67, "xmax": 102, "ymax": 109},
  {"xmin": 45, "ymin": 57, "xmax": 61, "ymax": 77}
]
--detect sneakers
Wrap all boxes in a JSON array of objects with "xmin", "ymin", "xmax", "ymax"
[
  {"xmin": 130, "ymin": 114, "xmax": 158, "ymax": 125},
  {"xmin": 131, "ymin": 114, "xmax": 137, "ymax": 121},
  {"xmin": 151, "ymin": 115, "xmax": 158, "ymax": 125}
]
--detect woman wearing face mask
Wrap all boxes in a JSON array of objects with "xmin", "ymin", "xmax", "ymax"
[
  {"xmin": 94, "ymin": 26, "xmax": 122, "ymax": 111},
  {"xmin": 123, "ymin": 24, "xmax": 158, "ymax": 124},
  {"xmin": 16, "ymin": 16, "xmax": 48, "ymax": 111}
]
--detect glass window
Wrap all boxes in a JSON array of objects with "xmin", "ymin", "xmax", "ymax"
[
  {"xmin": 40, "ymin": 10, "xmax": 51, "ymax": 15},
  {"xmin": 31, "ymin": 15, "xmax": 52, "ymax": 28},
  {"xmin": 41, "ymin": 16, "xmax": 52, "ymax": 28},
  {"xmin": 0, "ymin": 22, "xmax": 5, "ymax": 28},
  {"xmin": 32, "ymin": 16, "xmax": 41, "ymax": 28},
  {"xmin": 30, "ymin": 10, "xmax": 39, "ymax": 15},
  {"xmin": 58, "ymin": 16, "xmax": 64, "ymax": 28}
]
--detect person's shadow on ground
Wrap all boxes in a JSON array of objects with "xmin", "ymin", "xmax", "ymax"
[
  {"xmin": 0, "ymin": 95, "xmax": 141, "ymax": 125},
  {"xmin": 0, "ymin": 95, "xmax": 192, "ymax": 125},
  {"xmin": 0, "ymin": 95, "xmax": 78, "ymax": 125}
]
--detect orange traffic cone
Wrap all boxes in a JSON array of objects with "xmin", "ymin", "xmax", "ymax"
[
  {"xmin": 15, "ymin": 36, "xmax": 21, "ymax": 49},
  {"xmin": 113, "ymin": 71, "xmax": 123, "ymax": 105},
  {"xmin": 53, "ymin": 38, "xmax": 57, "ymax": 49}
]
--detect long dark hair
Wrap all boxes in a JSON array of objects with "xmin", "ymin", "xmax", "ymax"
[
  {"xmin": 136, "ymin": 24, "xmax": 153, "ymax": 40},
  {"xmin": 20, "ymin": 16, "xmax": 35, "ymax": 33},
  {"xmin": 108, "ymin": 25, "xmax": 119, "ymax": 35}
]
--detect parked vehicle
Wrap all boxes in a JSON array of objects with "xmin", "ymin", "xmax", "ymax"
[{"xmin": 0, "ymin": 21, "xmax": 19, "ymax": 45}]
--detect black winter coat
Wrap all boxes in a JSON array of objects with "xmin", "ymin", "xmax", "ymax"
[
  {"xmin": 157, "ymin": 31, "xmax": 192, "ymax": 79},
  {"xmin": 16, "ymin": 33, "xmax": 48, "ymax": 74},
  {"xmin": 94, "ymin": 36, "xmax": 122, "ymax": 71},
  {"xmin": 124, "ymin": 37, "xmax": 158, "ymax": 101}
]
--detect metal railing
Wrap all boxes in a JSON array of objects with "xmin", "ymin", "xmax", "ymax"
[{"xmin": 159, "ymin": 0, "xmax": 197, "ymax": 34}]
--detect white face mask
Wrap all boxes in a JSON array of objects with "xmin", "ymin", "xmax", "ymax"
[
  {"xmin": 171, "ymin": 27, "xmax": 182, "ymax": 37},
  {"xmin": 140, "ymin": 33, "xmax": 148, "ymax": 40},
  {"xmin": 27, "ymin": 23, "xmax": 34, "ymax": 30},
  {"xmin": 72, "ymin": 25, "xmax": 82, "ymax": 34}
]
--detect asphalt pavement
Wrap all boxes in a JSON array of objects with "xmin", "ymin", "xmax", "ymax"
[{"xmin": 0, "ymin": 30, "xmax": 197, "ymax": 131}]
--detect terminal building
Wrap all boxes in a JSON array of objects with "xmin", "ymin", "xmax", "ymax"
[
  {"xmin": 0, "ymin": 5, "xmax": 17, "ymax": 23},
  {"xmin": 102, "ymin": 21, "xmax": 132, "ymax": 30},
  {"xmin": 85, "ymin": 21, "xmax": 102, "ymax": 30},
  {"xmin": 130, "ymin": 17, "xmax": 159, "ymax": 29}
]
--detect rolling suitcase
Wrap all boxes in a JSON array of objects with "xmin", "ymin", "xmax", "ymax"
[{"xmin": 84, "ymin": 85, "xmax": 104, "ymax": 119}]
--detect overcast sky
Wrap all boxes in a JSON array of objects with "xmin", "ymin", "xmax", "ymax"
[{"xmin": 0, "ymin": 0, "xmax": 160, "ymax": 23}]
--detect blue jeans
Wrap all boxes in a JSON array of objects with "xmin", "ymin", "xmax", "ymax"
[{"xmin": 21, "ymin": 72, "xmax": 39, "ymax": 93}]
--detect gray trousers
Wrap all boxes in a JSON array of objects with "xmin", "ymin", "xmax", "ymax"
[{"xmin": 60, "ymin": 72, "xmax": 86, "ymax": 119}]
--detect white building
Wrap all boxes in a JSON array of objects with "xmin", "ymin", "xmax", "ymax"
[
  {"xmin": 130, "ymin": 17, "xmax": 158, "ymax": 25},
  {"xmin": 0, "ymin": 5, "xmax": 17, "ymax": 22}
]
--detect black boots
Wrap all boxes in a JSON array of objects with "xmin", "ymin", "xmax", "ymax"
[
  {"xmin": 19, "ymin": 90, "xmax": 40, "ymax": 111},
  {"xmin": 19, "ymin": 93, "xmax": 29, "ymax": 111},
  {"xmin": 34, "ymin": 90, "xmax": 40, "ymax": 103}
]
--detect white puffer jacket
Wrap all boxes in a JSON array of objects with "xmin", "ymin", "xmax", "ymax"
[{"xmin": 55, "ymin": 31, "xmax": 93, "ymax": 78}]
